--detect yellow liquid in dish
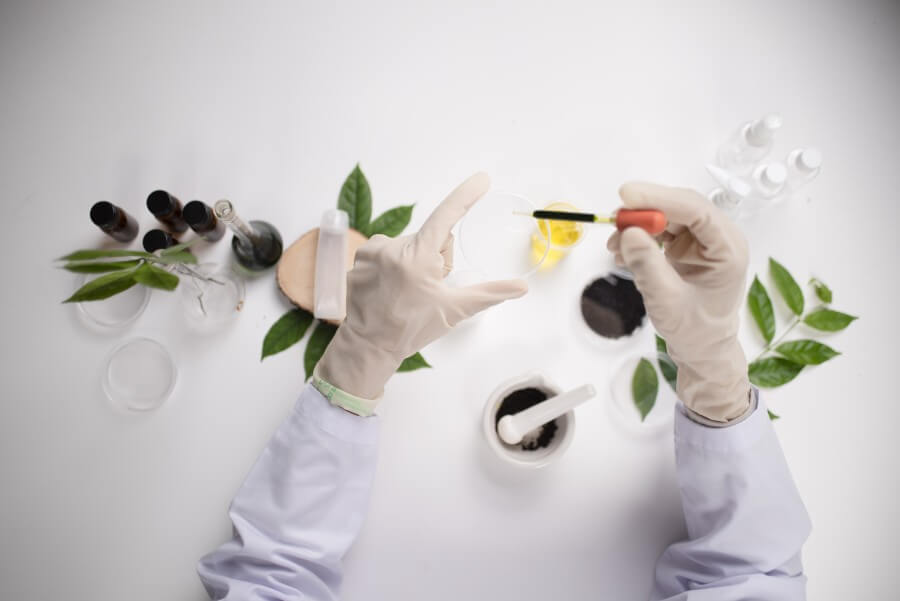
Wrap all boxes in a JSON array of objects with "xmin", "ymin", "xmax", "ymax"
[{"xmin": 531, "ymin": 202, "xmax": 584, "ymax": 268}]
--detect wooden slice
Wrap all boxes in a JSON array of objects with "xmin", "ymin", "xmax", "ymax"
[{"xmin": 276, "ymin": 227, "xmax": 369, "ymax": 324}]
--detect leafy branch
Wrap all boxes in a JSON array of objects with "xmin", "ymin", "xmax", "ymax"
[
  {"xmin": 634, "ymin": 258, "xmax": 857, "ymax": 422},
  {"xmin": 262, "ymin": 164, "xmax": 431, "ymax": 378},
  {"xmin": 747, "ymin": 258, "xmax": 856, "ymax": 391},
  {"xmin": 57, "ymin": 240, "xmax": 205, "ymax": 302}
]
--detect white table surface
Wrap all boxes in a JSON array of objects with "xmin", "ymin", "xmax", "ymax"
[{"xmin": 2, "ymin": 1, "xmax": 899, "ymax": 599}]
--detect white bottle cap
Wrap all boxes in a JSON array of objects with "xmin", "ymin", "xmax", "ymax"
[
  {"xmin": 760, "ymin": 163, "xmax": 787, "ymax": 187},
  {"xmin": 320, "ymin": 209, "xmax": 349, "ymax": 233},
  {"xmin": 798, "ymin": 148, "xmax": 822, "ymax": 172},
  {"xmin": 747, "ymin": 113, "xmax": 783, "ymax": 147}
]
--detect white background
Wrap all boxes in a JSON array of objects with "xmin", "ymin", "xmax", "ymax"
[{"xmin": 2, "ymin": 1, "xmax": 899, "ymax": 599}]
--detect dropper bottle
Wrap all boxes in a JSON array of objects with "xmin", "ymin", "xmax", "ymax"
[
  {"xmin": 716, "ymin": 113, "xmax": 783, "ymax": 174},
  {"xmin": 213, "ymin": 200, "xmax": 283, "ymax": 272}
]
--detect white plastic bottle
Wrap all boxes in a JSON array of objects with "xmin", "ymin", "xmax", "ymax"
[
  {"xmin": 785, "ymin": 147, "xmax": 822, "ymax": 192},
  {"xmin": 716, "ymin": 113, "xmax": 783, "ymax": 174},
  {"xmin": 751, "ymin": 162, "xmax": 787, "ymax": 201},
  {"xmin": 314, "ymin": 209, "xmax": 349, "ymax": 321}
]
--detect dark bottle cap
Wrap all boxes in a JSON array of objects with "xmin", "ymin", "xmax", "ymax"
[
  {"xmin": 142, "ymin": 229, "xmax": 177, "ymax": 253},
  {"xmin": 90, "ymin": 201, "xmax": 118, "ymax": 227},
  {"xmin": 147, "ymin": 190, "xmax": 177, "ymax": 216},
  {"xmin": 183, "ymin": 200, "xmax": 212, "ymax": 227}
]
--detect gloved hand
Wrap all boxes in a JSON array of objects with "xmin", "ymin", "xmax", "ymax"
[
  {"xmin": 315, "ymin": 173, "xmax": 528, "ymax": 414},
  {"xmin": 607, "ymin": 182, "xmax": 751, "ymax": 424}
]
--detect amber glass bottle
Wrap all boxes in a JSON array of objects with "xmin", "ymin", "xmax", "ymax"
[
  {"xmin": 183, "ymin": 200, "xmax": 226, "ymax": 242},
  {"xmin": 146, "ymin": 190, "xmax": 188, "ymax": 232},
  {"xmin": 90, "ymin": 201, "xmax": 139, "ymax": 242},
  {"xmin": 142, "ymin": 229, "xmax": 181, "ymax": 253}
]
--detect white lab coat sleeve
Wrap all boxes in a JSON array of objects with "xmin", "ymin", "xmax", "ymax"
[
  {"xmin": 197, "ymin": 384, "xmax": 379, "ymax": 601},
  {"xmin": 652, "ymin": 391, "xmax": 812, "ymax": 601}
]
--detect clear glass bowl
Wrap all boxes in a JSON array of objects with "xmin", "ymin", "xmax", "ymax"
[
  {"xmin": 103, "ymin": 337, "xmax": 176, "ymax": 411},
  {"xmin": 608, "ymin": 351, "xmax": 678, "ymax": 435},
  {"xmin": 176, "ymin": 263, "xmax": 245, "ymax": 332},
  {"xmin": 76, "ymin": 273, "xmax": 150, "ymax": 329},
  {"xmin": 459, "ymin": 191, "xmax": 550, "ymax": 279}
]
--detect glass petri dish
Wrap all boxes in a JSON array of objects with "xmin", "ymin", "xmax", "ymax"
[
  {"xmin": 103, "ymin": 337, "xmax": 176, "ymax": 411},
  {"xmin": 608, "ymin": 351, "xmax": 678, "ymax": 435},
  {"xmin": 459, "ymin": 191, "xmax": 549, "ymax": 279},
  {"xmin": 76, "ymin": 274, "xmax": 150, "ymax": 328},
  {"xmin": 176, "ymin": 263, "xmax": 245, "ymax": 332}
]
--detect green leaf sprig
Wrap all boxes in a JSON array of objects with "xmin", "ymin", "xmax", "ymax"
[
  {"xmin": 747, "ymin": 258, "xmax": 857, "ymax": 393},
  {"xmin": 57, "ymin": 240, "xmax": 203, "ymax": 302},
  {"xmin": 262, "ymin": 164, "xmax": 431, "ymax": 377}
]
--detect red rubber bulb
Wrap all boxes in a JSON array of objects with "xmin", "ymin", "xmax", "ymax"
[{"xmin": 615, "ymin": 209, "xmax": 667, "ymax": 235}]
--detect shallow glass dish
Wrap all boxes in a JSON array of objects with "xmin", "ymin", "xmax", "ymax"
[
  {"xmin": 176, "ymin": 263, "xmax": 245, "ymax": 331},
  {"xmin": 608, "ymin": 351, "xmax": 678, "ymax": 435},
  {"xmin": 459, "ymin": 191, "xmax": 550, "ymax": 279},
  {"xmin": 76, "ymin": 274, "xmax": 149, "ymax": 328},
  {"xmin": 103, "ymin": 337, "xmax": 176, "ymax": 411}
]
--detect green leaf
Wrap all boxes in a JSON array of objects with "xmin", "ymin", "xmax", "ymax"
[
  {"xmin": 775, "ymin": 339, "xmax": 840, "ymax": 365},
  {"xmin": 304, "ymin": 321, "xmax": 338, "ymax": 379},
  {"xmin": 658, "ymin": 354, "xmax": 678, "ymax": 392},
  {"xmin": 769, "ymin": 258, "xmax": 804, "ymax": 316},
  {"xmin": 804, "ymin": 307, "xmax": 857, "ymax": 332},
  {"xmin": 747, "ymin": 276, "xmax": 776, "ymax": 344},
  {"xmin": 62, "ymin": 260, "xmax": 141, "ymax": 273},
  {"xmin": 809, "ymin": 278, "xmax": 832, "ymax": 304},
  {"xmin": 160, "ymin": 239, "xmax": 202, "ymax": 255},
  {"xmin": 361, "ymin": 205, "xmax": 414, "ymax": 238},
  {"xmin": 632, "ymin": 358, "xmax": 659, "ymax": 422},
  {"xmin": 748, "ymin": 357, "xmax": 804, "ymax": 388},
  {"xmin": 654, "ymin": 335, "xmax": 677, "ymax": 391},
  {"xmin": 338, "ymin": 164, "xmax": 372, "ymax": 231},
  {"xmin": 132, "ymin": 263, "xmax": 180, "ymax": 291},
  {"xmin": 655, "ymin": 334, "xmax": 668, "ymax": 354},
  {"xmin": 768, "ymin": 410, "xmax": 781, "ymax": 421},
  {"xmin": 58, "ymin": 249, "xmax": 152, "ymax": 261},
  {"xmin": 152, "ymin": 251, "xmax": 198, "ymax": 265},
  {"xmin": 397, "ymin": 352, "xmax": 431, "ymax": 372},
  {"xmin": 261, "ymin": 309, "xmax": 314, "ymax": 360},
  {"xmin": 63, "ymin": 270, "xmax": 138, "ymax": 303}
]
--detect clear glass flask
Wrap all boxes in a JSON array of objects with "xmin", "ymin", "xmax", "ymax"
[{"xmin": 213, "ymin": 200, "xmax": 283, "ymax": 272}]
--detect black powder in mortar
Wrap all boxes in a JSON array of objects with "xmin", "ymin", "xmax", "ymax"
[
  {"xmin": 580, "ymin": 274, "xmax": 646, "ymax": 339},
  {"xmin": 495, "ymin": 387, "xmax": 558, "ymax": 451}
]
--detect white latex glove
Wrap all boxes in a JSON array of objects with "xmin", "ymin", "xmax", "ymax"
[
  {"xmin": 607, "ymin": 182, "xmax": 751, "ymax": 424},
  {"xmin": 316, "ymin": 173, "xmax": 528, "ymax": 411}
]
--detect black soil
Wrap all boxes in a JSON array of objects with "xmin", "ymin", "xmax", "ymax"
[
  {"xmin": 495, "ymin": 387, "xmax": 558, "ymax": 451},
  {"xmin": 580, "ymin": 274, "xmax": 646, "ymax": 339}
]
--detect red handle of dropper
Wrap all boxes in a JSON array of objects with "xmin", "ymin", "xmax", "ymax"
[{"xmin": 614, "ymin": 209, "xmax": 668, "ymax": 235}]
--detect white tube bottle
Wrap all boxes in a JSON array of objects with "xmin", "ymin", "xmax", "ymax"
[
  {"xmin": 716, "ymin": 113, "xmax": 783, "ymax": 174},
  {"xmin": 785, "ymin": 147, "xmax": 822, "ymax": 192},
  {"xmin": 314, "ymin": 209, "xmax": 349, "ymax": 321}
]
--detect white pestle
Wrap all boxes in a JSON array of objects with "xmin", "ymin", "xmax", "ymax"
[{"xmin": 497, "ymin": 384, "xmax": 597, "ymax": 445}]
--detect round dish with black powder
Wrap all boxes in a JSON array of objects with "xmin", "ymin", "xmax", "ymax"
[
  {"xmin": 495, "ymin": 387, "xmax": 557, "ymax": 451},
  {"xmin": 580, "ymin": 274, "xmax": 647, "ymax": 339}
]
